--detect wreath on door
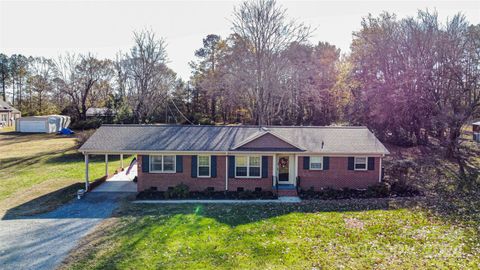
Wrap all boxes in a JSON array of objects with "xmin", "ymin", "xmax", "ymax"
[{"xmin": 279, "ymin": 157, "xmax": 288, "ymax": 168}]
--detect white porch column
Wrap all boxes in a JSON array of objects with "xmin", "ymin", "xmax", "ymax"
[
  {"xmin": 105, "ymin": 154, "xmax": 109, "ymax": 176},
  {"xmin": 379, "ymin": 157, "xmax": 383, "ymax": 182},
  {"xmin": 293, "ymin": 154, "xmax": 297, "ymax": 186},
  {"xmin": 120, "ymin": 154, "xmax": 124, "ymax": 168},
  {"xmin": 85, "ymin": 154, "xmax": 90, "ymax": 191},
  {"xmin": 272, "ymin": 154, "xmax": 276, "ymax": 186}
]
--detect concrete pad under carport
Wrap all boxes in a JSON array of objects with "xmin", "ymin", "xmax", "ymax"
[{"xmin": 91, "ymin": 165, "xmax": 137, "ymax": 193}]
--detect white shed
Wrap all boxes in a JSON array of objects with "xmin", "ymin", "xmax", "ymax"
[{"xmin": 15, "ymin": 115, "xmax": 71, "ymax": 133}]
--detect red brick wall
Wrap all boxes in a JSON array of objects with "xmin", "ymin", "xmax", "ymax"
[
  {"xmin": 137, "ymin": 154, "xmax": 379, "ymax": 192},
  {"xmin": 227, "ymin": 156, "xmax": 273, "ymax": 192},
  {"xmin": 138, "ymin": 155, "xmax": 226, "ymax": 192},
  {"xmin": 297, "ymin": 157, "xmax": 380, "ymax": 190},
  {"xmin": 137, "ymin": 155, "xmax": 273, "ymax": 192}
]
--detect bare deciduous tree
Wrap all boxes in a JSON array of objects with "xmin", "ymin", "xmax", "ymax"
[
  {"xmin": 55, "ymin": 53, "xmax": 113, "ymax": 120},
  {"xmin": 232, "ymin": 0, "xmax": 311, "ymax": 124},
  {"xmin": 121, "ymin": 29, "xmax": 176, "ymax": 123}
]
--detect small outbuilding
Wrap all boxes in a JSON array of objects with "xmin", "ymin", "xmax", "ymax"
[
  {"xmin": 16, "ymin": 115, "xmax": 71, "ymax": 133},
  {"xmin": 473, "ymin": 121, "xmax": 480, "ymax": 142},
  {"xmin": 86, "ymin": 107, "xmax": 116, "ymax": 118}
]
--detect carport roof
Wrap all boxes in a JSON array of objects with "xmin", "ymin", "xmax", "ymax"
[{"xmin": 79, "ymin": 124, "xmax": 390, "ymax": 155}]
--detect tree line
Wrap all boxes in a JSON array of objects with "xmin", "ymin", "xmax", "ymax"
[{"xmin": 0, "ymin": 0, "xmax": 479, "ymax": 158}]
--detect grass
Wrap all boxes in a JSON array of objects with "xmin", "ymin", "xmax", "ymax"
[
  {"xmin": 60, "ymin": 129, "xmax": 480, "ymax": 270},
  {"xmin": 61, "ymin": 200, "xmax": 480, "ymax": 270},
  {"xmin": 2, "ymin": 124, "xmax": 477, "ymax": 269},
  {"xmin": 0, "ymin": 130, "xmax": 132, "ymax": 217}
]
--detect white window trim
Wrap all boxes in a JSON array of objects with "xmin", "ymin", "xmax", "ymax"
[
  {"xmin": 235, "ymin": 155, "xmax": 262, "ymax": 178},
  {"xmin": 309, "ymin": 156, "xmax": 323, "ymax": 170},
  {"xmin": 354, "ymin": 156, "xmax": 368, "ymax": 171},
  {"xmin": 149, "ymin": 155, "xmax": 176, "ymax": 173},
  {"xmin": 197, "ymin": 155, "xmax": 211, "ymax": 178}
]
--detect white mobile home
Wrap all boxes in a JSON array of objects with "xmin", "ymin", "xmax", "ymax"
[{"xmin": 16, "ymin": 115, "xmax": 71, "ymax": 133}]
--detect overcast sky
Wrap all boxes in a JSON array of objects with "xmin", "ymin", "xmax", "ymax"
[{"xmin": 1, "ymin": 0, "xmax": 479, "ymax": 80}]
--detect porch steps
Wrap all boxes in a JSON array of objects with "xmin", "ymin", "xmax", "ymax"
[{"xmin": 276, "ymin": 184, "xmax": 298, "ymax": 197}]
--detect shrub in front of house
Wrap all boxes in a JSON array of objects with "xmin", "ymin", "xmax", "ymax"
[
  {"xmin": 136, "ymin": 185, "xmax": 277, "ymax": 200},
  {"xmin": 299, "ymin": 182, "xmax": 421, "ymax": 200},
  {"xmin": 390, "ymin": 181, "xmax": 423, "ymax": 197},
  {"xmin": 365, "ymin": 182, "xmax": 391, "ymax": 198},
  {"xmin": 164, "ymin": 183, "xmax": 189, "ymax": 199}
]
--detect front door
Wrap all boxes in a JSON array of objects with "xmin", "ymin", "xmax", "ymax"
[{"xmin": 278, "ymin": 156, "xmax": 289, "ymax": 182}]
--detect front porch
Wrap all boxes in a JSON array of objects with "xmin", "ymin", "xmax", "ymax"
[{"xmin": 272, "ymin": 153, "xmax": 299, "ymax": 197}]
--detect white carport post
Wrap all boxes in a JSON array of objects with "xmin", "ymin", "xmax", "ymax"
[
  {"xmin": 105, "ymin": 154, "xmax": 109, "ymax": 176},
  {"xmin": 84, "ymin": 153, "xmax": 90, "ymax": 191},
  {"xmin": 120, "ymin": 154, "xmax": 124, "ymax": 168},
  {"xmin": 272, "ymin": 154, "xmax": 276, "ymax": 187}
]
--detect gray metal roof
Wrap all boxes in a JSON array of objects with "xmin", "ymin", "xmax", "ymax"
[{"xmin": 79, "ymin": 125, "xmax": 390, "ymax": 155}]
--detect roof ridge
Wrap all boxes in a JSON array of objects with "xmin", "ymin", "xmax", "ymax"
[{"xmin": 100, "ymin": 124, "xmax": 368, "ymax": 129}]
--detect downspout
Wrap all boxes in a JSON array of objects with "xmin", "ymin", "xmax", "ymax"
[
  {"xmin": 379, "ymin": 155, "xmax": 384, "ymax": 183},
  {"xmin": 225, "ymin": 152, "xmax": 229, "ymax": 191}
]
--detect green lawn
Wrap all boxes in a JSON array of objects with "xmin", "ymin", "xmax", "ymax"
[
  {"xmin": 0, "ymin": 130, "xmax": 132, "ymax": 217},
  {"xmin": 63, "ymin": 201, "xmax": 480, "ymax": 270}
]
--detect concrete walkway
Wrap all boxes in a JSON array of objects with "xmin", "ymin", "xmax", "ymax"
[
  {"xmin": 92, "ymin": 165, "xmax": 137, "ymax": 193},
  {"xmin": 135, "ymin": 196, "xmax": 302, "ymax": 204},
  {"xmin": 0, "ymin": 192, "xmax": 132, "ymax": 270}
]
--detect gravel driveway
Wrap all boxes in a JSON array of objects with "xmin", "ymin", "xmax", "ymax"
[{"xmin": 0, "ymin": 192, "xmax": 132, "ymax": 270}]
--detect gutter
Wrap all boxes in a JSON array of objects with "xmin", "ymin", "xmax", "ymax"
[{"xmin": 79, "ymin": 149, "xmax": 389, "ymax": 156}]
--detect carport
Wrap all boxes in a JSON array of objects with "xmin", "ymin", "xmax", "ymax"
[{"xmin": 83, "ymin": 153, "xmax": 137, "ymax": 193}]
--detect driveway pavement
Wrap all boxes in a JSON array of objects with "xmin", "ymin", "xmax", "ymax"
[{"xmin": 0, "ymin": 192, "xmax": 132, "ymax": 270}]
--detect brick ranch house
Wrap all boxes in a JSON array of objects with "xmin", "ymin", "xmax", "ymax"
[{"xmin": 79, "ymin": 125, "xmax": 389, "ymax": 196}]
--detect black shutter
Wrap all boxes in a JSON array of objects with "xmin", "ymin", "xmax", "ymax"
[
  {"xmin": 303, "ymin": 156, "xmax": 310, "ymax": 170},
  {"xmin": 142, "ymin": 155, "xmax": 150, "ymax": 173},
  {"xmin": 323, "ymin": 156, "xmax": 330, "ymax": 170},
  {"xmin": 368, "ymin": 157, "xmax": 375, "ymax": 170},
  {"xmin": 348, "ymin": 157, "xmax": 354, "ymax": 170},
  {"xmin": 176, "ymin": 155, "xmax": 183, "ymax": 173},
  {"xmin": 261, "ymin": 156, "xmax": 268, "ymax": 178},
  {"xmin": 191, "ymin": 155, "xmax": 197, "ymax": 178},
  {"xmin": 228, "ymin": 156, "xmax": 235, "ymax": 178},
  {"xmin": 211, "ymin": 156, "xmax": 217, "ymax": 178}
]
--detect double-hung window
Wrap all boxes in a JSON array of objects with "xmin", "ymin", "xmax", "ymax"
[
  {"xmin": 198, "ymin": 155, "xmax": 211, "ymax": 177},
  {"xmin": 150, "ymin": 155, "xmax": 176, "ymax": 173},
  {"xmin": 354, "ymin": 157, "xmax": 367, "ymax": 171},
  {"xmin": 309, "ymin": 156, "xmax": 323, "ymax": 170},
  {"xmin": 249, "ymin": 156, "xmax": 261, "ymax": 177},
  {"xmin": 235, "ymin": 156, "xmax": 261, "ymax": 178}
]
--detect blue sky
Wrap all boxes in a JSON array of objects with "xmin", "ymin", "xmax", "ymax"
[{"xmin": 1, "ymin": 0, "xmax": 479, "ymax": 80}]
